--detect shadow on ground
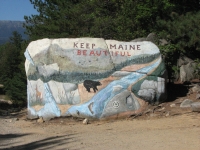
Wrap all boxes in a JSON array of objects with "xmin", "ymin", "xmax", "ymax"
[
  {"xmin": 0, "ymin": 108, "xmax": 27, "ymax": 119},
  {"xmin": 0, "ymin": 133, "xmax": 77, "ymax": 150},
  {"xmin": 166, "ymin": 82, "xmax": 189, "ymax": 102}
]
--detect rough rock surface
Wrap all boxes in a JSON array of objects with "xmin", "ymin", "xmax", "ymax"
[
  {"xmin": 191, "ymin": 102, "xmax": 200, "ymax": 112},
  {"xmin": 178, "ymin": 56, "xmax": 198, "ymax": 82},
  {"xmin": 24, "ymin": 38, "xmax": 167, "ymax": 120},
  {"xmin": 192, "ymin": 84, "xmax": 200, "ymax": 93},
  {"xmin": 180, "ymin": 99, "xmax": 193, "ymax": 108}
]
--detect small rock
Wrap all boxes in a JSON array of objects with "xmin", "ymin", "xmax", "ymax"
[
  {"xmin": 0, "ymin": 99, "xmax": 12, "ymax": 104},
  {"xmin": 192, "ymin": 84, "xmax": 200, "ymax": 93},
  {"xmin": 83, "ymin": 118, "xmax": 89, "ymax": 125},
  {"xmin": 170, "ymin": 104, "xmax": 176, "ymax": 107},
  {"xmin": 150, "ymin": 113, "xmax": 158, "ymax": 117},
  {"xmin": 157, "ymin": 107, "xmax": 165, "ymax": 111},
  {"xmin": 37, "ymin": 117, "xmax": 44, "ymax": 123},
  {"xmin": 159, "ymin": 39, "xmax": 168, "ymax": 46},
  {"xmin": 196, "ymin": 93, "xmax": 200, "ymax": 100},
  {"xmin": 180, "ymin": 99, "xmax": 193, "ymax": 108},
  {"xmin": 191, "ymin": 102, "xmax": 200, "ymax": 112},
  {"xmin": 10, "ymin": 118, "xmax": 19, "ymax": 123},
  {"xmin": 165, "ymin": 111, "xmax": 170, "ymax": 117}
]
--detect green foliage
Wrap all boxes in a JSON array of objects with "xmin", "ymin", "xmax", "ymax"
[
  {"xmin": 22, "ymin": 0, "xmax": 200, "ymax": 82},
  {"xmin": 24, "ymin": 0, "xmax": 82, "ymax": 40},
  {"xmin": 111, "ymin": 0, "xmax": 174, "ymax": 39},
  {"xmin": 159, "ymin": 44, "xmax": 178, "ymax": 79},
  {"xmin": 24, "ymin": 0, "xmax": 175, "ymax": 41},
  {"xmin": 157, "ymin": 11, "xmax": 200, "ymax": 80},
  {"xmin": 0, "ymin": 31, "xmax": 27, "ymax": 105},
  {"xmin": 158, "ymin": 11, "xmax": 200, "ymax": 55},
  {"xmin": 170, "ymin": 0, "xmax": 199, "ymax": 14}
]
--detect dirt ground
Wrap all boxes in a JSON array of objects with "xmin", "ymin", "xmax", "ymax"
[{"xmin": 0, "ymin": 82, "xmax": 200, "ymax": 150}]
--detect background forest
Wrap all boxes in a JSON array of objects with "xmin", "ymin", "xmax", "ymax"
[{"xmin": 0, "ymin": 0, "xmax": 199, "ymax": 105}]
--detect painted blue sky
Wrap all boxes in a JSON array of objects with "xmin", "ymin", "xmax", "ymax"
[{"xmin": 0, "ymin": 0, "xmax": 38, "ymax": 21}]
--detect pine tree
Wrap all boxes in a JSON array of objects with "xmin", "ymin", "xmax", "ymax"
[
  {"xmin": 157, "ymin": 11, "xmax": 200, "ymax": 80},
  {"xmin": 24, "ymin": 0, "xmax": 175, "ymax": 41},
  {"xmin": 0, "ymin": 31, "xmax": 27, "ymax": 104}
]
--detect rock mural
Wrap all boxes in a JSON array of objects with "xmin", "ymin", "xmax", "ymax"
[{"xmin": 24, "ymin": 38, "xmax": 167, "ymax": 121}]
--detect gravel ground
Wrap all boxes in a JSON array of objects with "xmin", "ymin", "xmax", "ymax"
[
  {"xmin": 0, "ymin": 82, "xmax": 200, "ymax": 150},
  {"xmin": 0, "ymin": 108, "xmax": 200, "ymax": 150}
]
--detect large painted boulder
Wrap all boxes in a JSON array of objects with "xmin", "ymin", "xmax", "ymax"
[{"xmin": 24, "ymin": 38, "xmax": 167, "ymax": 120}]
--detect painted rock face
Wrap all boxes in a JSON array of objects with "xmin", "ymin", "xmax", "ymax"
[{"xmin": 25, "ymin": 38, "xmax": 167, "ymax": 120}]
